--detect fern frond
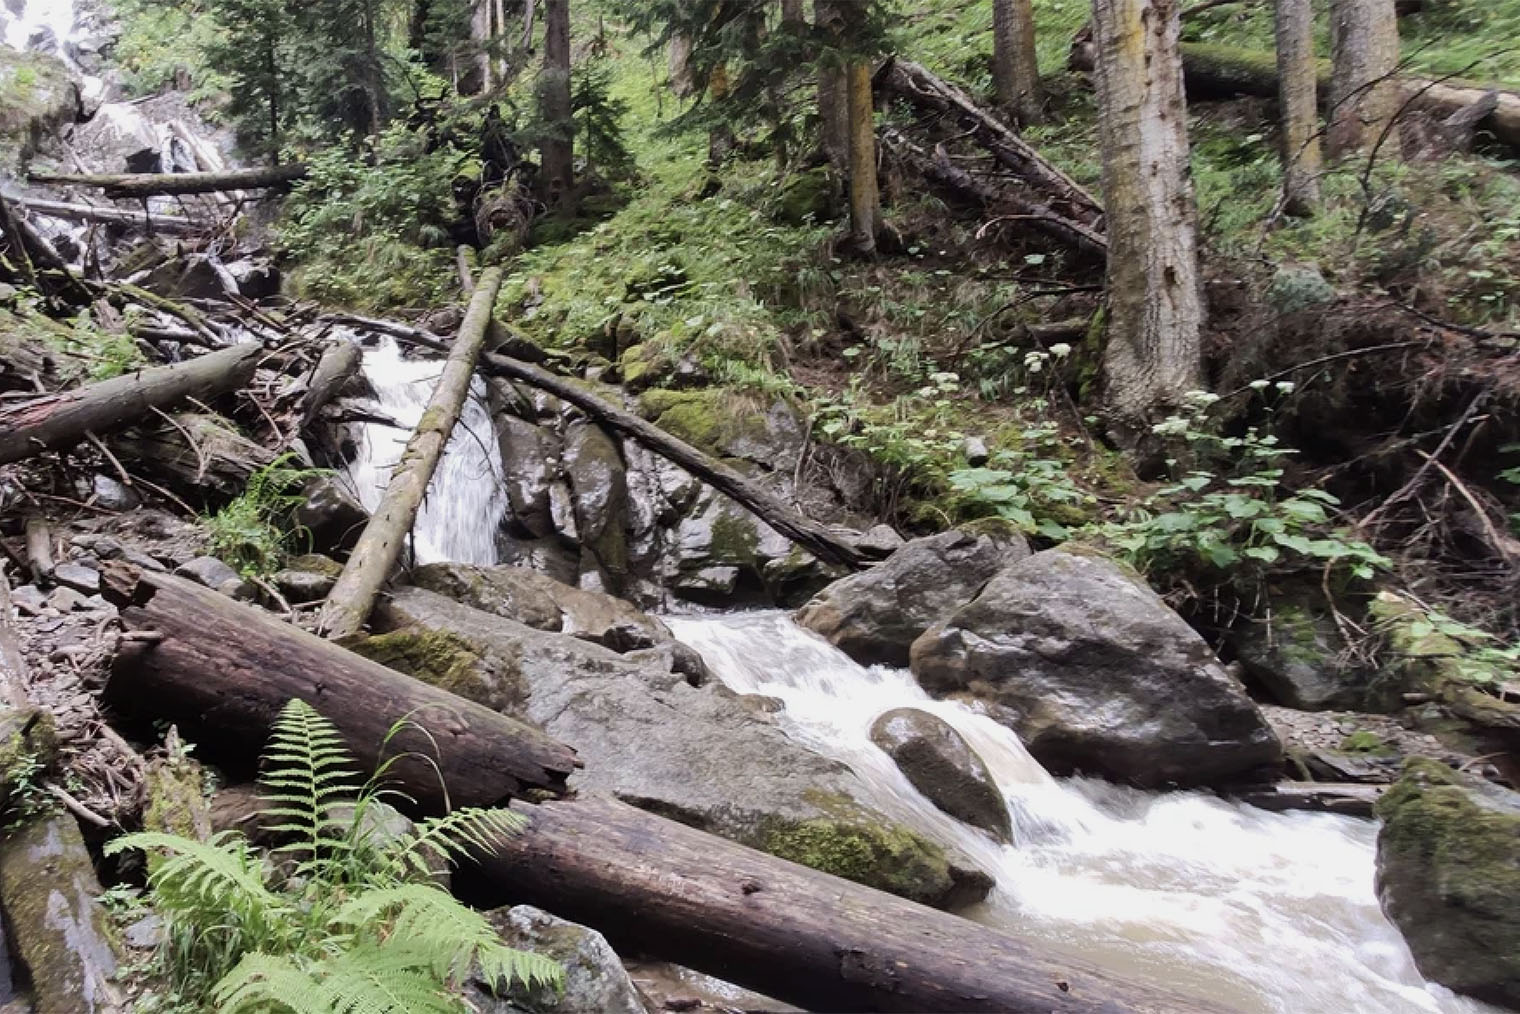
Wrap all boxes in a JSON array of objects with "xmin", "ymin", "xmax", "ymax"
[
  {"xmin": 215, "ymin": 946, "xmax": 462, "ymax": 1014},
  {"xmin": 380, "ymin": 806, "xmax": 526, "ymax": 881},
  {"xmin": 260, "ymin": 699, "xmax": 362, "ymax": 857},
  {"xmin": 105, "ymin": 830, "xmax": 285, "ymax": 925},
  {"xmin": 214, "ymin": 953, "xmax": 330, "ymax": 1014}
]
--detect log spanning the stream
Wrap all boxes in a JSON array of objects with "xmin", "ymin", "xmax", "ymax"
[
  {"xmin": 318, "ymin": 267, "xmax": 505, "ymax": 639},
  {"xmin": 473, "ymin": 793, "xmax": 1226, "ymax": 1014},
  {"xmin": 6, "ymin": 195, "xmax": 200, "ymax": 234},
  {"xmin": 27, "ymin": 163, "xmax": 309, "ymax": 200},
  {"xmin": 0, "ymin": 342, "xmax": 262, "ymax": 465},
  {"xmin": 100, "ymin": 565, "xmax": 578, "ymax": 811}
]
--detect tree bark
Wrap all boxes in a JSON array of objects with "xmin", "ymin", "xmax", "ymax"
[
  {"xmin": 780, "ymin": 0, "xmax": 804, "ymax": 23},
  {"xmin": 0, "ymin": 343, "xmax": 262, "ymax": 466},
  {"xmin": 992, "ymin": 0, "xmax": 1044, "ymax": 125},
  {"xmin": 1275, "ymin": 0, "xmax": 1322, "ymax": 214},
  {"xmin": 6, "ymin": 197, "xmax": 199, "ymax": 235},
  {"xmin": 1090, "ymin": 0, "xmax": 1204, "ymax": 438},
  {"xmin": 846, "ymin": 57, "xmax": 881, "ymax": 255},
  {"xmin": 107, "ymin": 412, "xmax": 278, "ymax": 500},
  {"xmin": 1327, "ymin": 0, "xmax": 1401, "ymax": 159},
  {"xmin": 470, "ymin": 793, "xmax": 1225, "ymax": 1014},
  {"xmin": 814, "ymin": 1, "xmax": 850, "ymax": 169},
  {"xmin": 877, "ymin": 59, "xmax": 1104, "ymax": 230},
  {"xmin": 318, "ymin": 268, "xmax": 504, "ymax": 639},
  {"xmin": 539, "ymin": 0, "xmax": 574, "ymax": 211},
  {"xmin": 0, "ymin": 566, "xmax": 29, "ymax": 708},
  {"xmin": 28, "ymin": 164, "xmax": 308, "ymax": 200},
  {"xmin": 299, "ymin": 339, "xmax": 364, "ymax": 432},
  {"xmin": 101, "ymin": 565, "xmax": 578, "ymax": 812}
]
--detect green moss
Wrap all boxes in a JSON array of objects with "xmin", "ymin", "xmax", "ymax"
[
  {"xmin": 708, "ymin": 509, "xmax": 761, "ymax": 565},
  {"xmin": 143, "ymin": 755, "xmax": 212, "ymax": 840},
  {"xmin": 351, "ymin": 629, "xmax": 493, "ymax": 703},
  {"xmin": 1339, "ymin": 730, "xmax": 1388, "ymax": 754},
  {"xmin": 760, "ymin": 815, "xmax": 956, "ymax": 907},
  {"xmin": 774, "ymin": 168, "xmax": 836, "ymax": 226},
  {"xmin": 0, "ymin": 709, "xmax": 57, "ymax": 817},
  {"xmin": 637, "ymin": 388, "xmax": 774, "ymax": 458}
]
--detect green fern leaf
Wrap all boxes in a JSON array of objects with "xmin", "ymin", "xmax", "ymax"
[
  {"xmin": 381, "ymin": 807, "xmax": 526, "ymax": 880},
  {"xmin": 259, "ymin": 699, "xmax": 362, "ymax": 858}
]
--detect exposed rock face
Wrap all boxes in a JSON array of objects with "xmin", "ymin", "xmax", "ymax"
[
  {"xmin": 362, "ymin": 587, "xmax": 991, "ymax": 909},
  {"xmin": 869, "ymin": 708, "xmax": 1011, "ymax": 842},
  {"xmin": 563, "ymin": 420, "xmax": 630, "ymax": 593},
  {"xmin": 910, "ymin": 548, "xmax": 1282, "ymax": 787},
  {"xmin": 470, "ymin": 906, "xmax": 645, "ymax": 1014},
  {"xmin": 410, "ymin": 561, "xmax": 674, "ymax": 653},
  {"xmin": 0, "ymin": 48, "xmax": 80, "ymax": 170},
  {"xmin": 1375, "ymin": 758, "xmax": 1520, "ymax": 1008},
  {"xmin": 1230, "ymin": 593, "xmax": 1381, "ymax": 711},
  {"xmin": 796, "ymin": 526, "xmax": 1029, "ymax": 667}
]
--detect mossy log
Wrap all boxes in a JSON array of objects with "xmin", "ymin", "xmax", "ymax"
[
  {"xmin": 0, "ymin": 343, "xmax": 262, "ymax": 465},
  {"xmin": 0, "ymin": 815, "xmax": 125, "ymax": 1014},
  {"xmin": 27, "ymin": 164, "xmax": 309, "ymax": 200},
  {"xmin": 107, "ymin": 411, "xmax": 277, "ymax": 499},
  {"xmin": 1068, "ymin": 42, "xmax": 1520, "ymax": 149},
  {"xmin": 319, "ymin": 267, "xmax": 505, "ymax": 639},
  {"xmin": 470, "ymin": 793, "xmax": 1225, "ymax": 1014},
  {"xmin": 101, "ymin": 564, "xmax": 578, "ymax": 812}
]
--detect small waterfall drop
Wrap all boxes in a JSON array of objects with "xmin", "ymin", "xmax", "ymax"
[
  {"xmin": 338, "ymin": 335, "xmax": 506, "ymax": 566},
  {"xmin": 668, "ymin": 611, "xmax": 1497, "ymax": 1014}
]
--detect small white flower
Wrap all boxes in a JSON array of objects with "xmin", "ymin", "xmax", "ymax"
[
  {"xmin": 1248, "ymin": 379, "xmax": 1270, "ymax": 391},
  {"xmin": 1275, "ymin": 381, "xmax": 1296, "ymax": 394},
  {"xmin": 1049, "ymin": 343, "xmax": 1072, "ymax": 358}
]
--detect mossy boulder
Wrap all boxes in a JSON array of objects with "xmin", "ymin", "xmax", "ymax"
[
  {"xmin": 637, "ymin": 388, "xmax": 804, "ymax": 469},
  {"xmin": 774, "ymin": 167, "xmax": 837, "ymax": 225},
  {"xmin": 142, "ymin": 741, "xmax": 212, "ymax": 841},
  {"xmin": 562, "ymin": 421, "xmax": 630, "ymax": 592},
  {"xmin": 1374, "ymin": 758, "xmax": 1520, "ymax": 1008},
  {"xmin": 0, "ymin": 707, "xmax": 57, "ymax": 806},
  {"xmin": 349, "ymin": 626, "xmax": 523, "ymax": 714},
  {"xmin": 0, "ymin": 48, "xmax": 79, "ymax": 170},
  {"xmin": 1230, "ymin": 593, "xmax": 1384, "ymax": 711}
]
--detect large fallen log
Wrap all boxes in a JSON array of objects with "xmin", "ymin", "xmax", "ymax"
[
  {"xmin": 27, "ymin": 164, "xmax": 309, "ymax": 200},
  {"xmin": 6, "ymin": 195, "xmax": 200, "ymax": 235},
  {"xmin": 100, "ymin": 565, "xmax": 578, "ymax": 812},
  {"xmin": 0, "ymin": 343, "xmax": 262, "ymax": 465},
  {"xmin": 472, "ymin": 793, "xmax": 1223, "ymax": 1014},
  {"xmin": 107, "ymin": 411, "xmax": 278, "ymax": 499},
  {"xmin": 876, "ymin": 57, "xmax": 1106, "ymax": 241},
  {"xmin": 319, "ymin": 267, "xmax": 504, "ymax": 640},
  {"xmin": 366, "ymin": 319, "xmax": 868, "ymax": 568},
  {"xmin": 1068, "ymin": 42, "xmax": 1520, "ymax": 149}
]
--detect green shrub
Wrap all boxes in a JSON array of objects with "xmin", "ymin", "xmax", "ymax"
[{"xmin": 204, "ymin": 455, "xmax": 323, "ymax": 576}]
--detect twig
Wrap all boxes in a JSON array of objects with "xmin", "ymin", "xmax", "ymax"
[
  {"xmin": 1388, "ymin": 301, "xmax": 1520, "ymax": 341},
  {"xmin": 1415, "ymin": 450, "xmax": 1520, "ymax": 565},
  {"xmin": 83, "ymin": 430, "xmax": 134, "ymax": 490},
  {"xmin": 1358, "ymin": 392, "xmax": 1486, "ymax": 531},
  {"xmin": 45, "ymin": 782, "xmax": 113, "ymax": 827},
  {"xmin": 1214, "ymin": 341, "xmax": 1426, "ymax": 402},
  {"xmin": 149, "ymin": 406, "xmax": 210, "ymax": 482}
]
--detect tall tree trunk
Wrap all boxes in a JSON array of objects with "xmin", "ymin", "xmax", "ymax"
[
  {"xmin": 1091, "ymin": 0, "xmax": 1203, "ymax": 440},
  {"xmin": 362, "ymin": 0, "xmax": 384, "ymax": 137},
  {"xmin": 814, "ymin": 1, "xmax": 849, "ymax": 169},
  {"xmin": 539, "ymin": 0, "xmax": 574, "ymax": 211},
  {"xmin": 1275, "ymin": 0, "xmax": 1322, "ymax": 214},
  {"xmin": 992, "ymin": 0, "xmax": 1044, "ymax": 125},
  {"xmin": 846, "ymin": 59, "xmax": 880, "ymax": 255},
  {"xmin": 667, "ymin": 34, "xmax": 693, "ymax": 97},
  {"xmin": 1327, "ymin": 0, "xmax": 1401, "ymax": 159},
  {"xmin": 473, "ymin": 0, "xmax": 494, "ymax": 92},
  {"xmin": 781, "ymin": 0, "xmax": 804, "ymax": 22}
]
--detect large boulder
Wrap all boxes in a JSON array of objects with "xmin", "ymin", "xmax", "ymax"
[
  {"xmin": 1229, "ymin": 592, "xmax": 1383, "ymax": 711},
  {"xmin": 1375, "ymin": 758, "xmax": 1520, "ymax": 1009},
  {"xmin": 360, "ymin": 587, "xmax": 991, "ymax": 909},
  {"xmin": 409, "ymin": 561, "xmax": 675, "ymax": 653},
  {"xmin": 0, "ymin": 49, "xmax": 80, "ymax": 170},
  {"xmin": 495, "ymin": 414, "xmax": 559, "ymax": 540},
  {"xmin": 796, "ymin": 525, "xmax": 1030, "ymax": 667},
  {"xmin": 909, "ymin": 548, "xmax": 1282, "ymax": 788},
  {"xmin": 562, "ymin": 421, "xmax": 630, "ymax": 593},
  {"xmin": 869, "ymin": 708, "xmax": 1010, "ymax": 842},
  {"xmin": 469, "ymin": 906, "xmax": 645, "ymax": 1014}
]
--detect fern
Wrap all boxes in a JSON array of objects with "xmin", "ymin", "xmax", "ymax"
[{"xmin": 111, "ymin": 698, "xmax": 564, "ymax": 1012}]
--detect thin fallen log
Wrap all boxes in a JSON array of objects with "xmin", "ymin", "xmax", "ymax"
[
  {"xmin": 319, "ymin": 267, "xmax": 505, "ymax": 639},
  {"xmin": 472, "ymin": 793, "xmax": 1223, "ymax": 1014},
  {"xmin": 7, "ymin": 196, "xmax": 200, "ymax": 235},
  {"xmin": 298, "ymin": 338, "xmax": 363, "ymax": 431},
  {"xmin": 876, "ymin": 58, "xmax": 1105, "ymax": 231},
  {"xmin": 882, "ymin": 129, "xmax": 1108, "ymax": 256},
  {"xmin": 0, "ymin": 342, "xmax": 261, "ymax": 465},
  {"xmin": 379, "ymin": 322, "xmax": 868, "ymax": 568},
  {"xmin": 1068, "ymin": 42, "xmax": 1520, "ymax": 149},
  {"xmin": 27, "ymin": 164, "xmax": 309, "ymax": 200},
  {"xmin": 1231, "ymin": 781, "xmax": 1384, "ymax": 818},
  {"xmin": 24, "ymin": 518, "xmax": 54, "ymax": 586},
  {"xmin": 100, "ymin": 565, "xmax": 578, "ymax": 812}
]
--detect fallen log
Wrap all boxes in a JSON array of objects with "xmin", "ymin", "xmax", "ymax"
[
  {"xmin": 471, "ymin": 793, "xmax": 1223, "ymax": 1014},
  {"xmin": 100, "ymin": 565, "xmax": 578, "ymax": 812},
  {"xmin": 297, "ymin": 338, "xmax": 364, "ymax": 432},
  {"xmin": 24, "ymin": 518, "xmax": 54, "ymax": 586},
  {"xmin": 876, "ymin": 58, "xmax": 1105, "ymax": 235},
  {"xmin": 1068, "ymin": 42, "xmax": 1520, "ymax": 149},
  {"xmin": 1231, "ymin": 780, "xmax": 1384, "ymax": 818},
  {"xmin": 0, "ymin": 565, "xmax": 29, "ymax": 708},
  {"xmin": 6, "ymin": 196, "xmax": 200, "ymax": 235},
  {"xmin": 26, "ymin": 163, "xmax": 309, "ymax": 200},
  {"xmin": 375, "ymin": 321, "xmax": 868, "ymax": 568},
  {"xmin": 0, "ymin": 342, "xmax": 261, "ymax": 465},
  {"xmin": 107, "ymin": 412, "xmax": 278, "ymax": 499},
  {"xmin": 319, "ymin": 267, "xmax": 504, "ymax": 640}
]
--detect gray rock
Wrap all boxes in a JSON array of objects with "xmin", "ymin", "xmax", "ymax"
[
  {"xmin": 88, "ymin": 475, "xmax": 140, "ymax": 511},
  {"xmin": 1231, "ymin": 601, "xmax": 1380, "ymax": 711},
  {"xmin": 855, "ymin": 524, "xmax": 907, "ymax": 556},
  {"xmin": 9, "ymin": 585, "xmax": 47, "ymax": 615},
  {"xmin": 1375, "ymin": 758, "xmax": 1520, "ymax": 1008},
  {"xmin": 963, "ymin": 436, "xmax": 990, "ymax": 466},
  {"xmin": 469, "ymin": 906, "xmax": 644, "ymax": 1014},
  {"xmin": 46, "ymin": 586, "xmax": 87, "ymax": 612},
  {"xmin": 121, "ymin": 549, "xmax": 167, "ymax": 572},
  {"xmin": 563, "ymin": 422, "xmax": 630, "ymax": 591},
  {"xmin": 496, "ymin": 415, "xmax": 560, "ymax": 539},
  {"xmin": 271, "ymin": 566, "xmax": 338, "ymax": 602},
  {"xmin": 223, "ymin": 257, "xmax": 279, "ymax": 300},
  {"xmin": 293, "ymin": 476, "xmax": 368, "ymax": 554},
  {"xmin": 174, "ymin": 556, "xmax": 253, "ymax": 601},
  {"xmin": 869, "ymin": 708, "xmax": 1011, "ymax": 842},
  {"xmin": 366, "ymin": 588, "xmax": 991, "ymax": 909},
  {"xmin": 51, "ymin": 563, "xmax": 100, "ymax": 596},
  {"xmin": 910, "ymin": 548, "xmax": 1282, "ymax": 788},
  {"xmin": 796, "ymin": 525, "xmax": 1030, "ymax": 667}
]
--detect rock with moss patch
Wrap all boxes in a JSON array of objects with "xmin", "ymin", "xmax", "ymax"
[
  {"xmin": 469, "ymin": 905, "xmax": 644, "ymax": 1014},
  {"xmin": 271, "ymin": 553, "xmax": 343, "ymax": 602},
  {"xmin": 1374, "ymin": 758, "xmax": 1520, "ymax": 1008},
  {"xmin": 142, "ymin": 736, "xmax": 212, "ymax": 840},
  {"xmin": 0, "ymin": 707, "xmax": 56, "ymax": 806},
  {"xmin": 1230, "ymin": 596, "xmax": 1382, "ymax": 711},
  {"xmin": 775, "ymin": 167, "xmax": 837, "ymax": 225},
  {"xmin": 637, "ymin": 389, "xmax": 804, "ymax": 470},
  {"xmin": 0, "ymin": 49, "xmax": 80, "ymax": 170},
  {"xmin": 563, "ymin": 421, "xmax": 630, "ymax": 593},
  {"xmin": 869, "ymin": 708, "xmax": 1010, "ymax": 842},
  {"xmin": 797, "ymin": 526, "xmax": 1029, "ymax": 668},
  {"xmin": 370, "ymin": 587, "xmax": 989, "ymax": 908},
  {"xmin": 911, "ymin": 548, "xmax": 1282, "ymax": 788}
]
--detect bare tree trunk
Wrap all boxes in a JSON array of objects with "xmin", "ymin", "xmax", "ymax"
[
  {"xmin": 318, "ymin": 268, "xmax": 504, "ymax": 639},
  {"xmin": 1276, "ymin": 0, "xmax": 1322, "ymax": 213},
  {"xmin": 781, "ymin": 0, "xmax": 804, "ymax": 22},
  {"xmin": 473, "ymin": 0, "xmax": 494, "ymax": 91},
  {"xmin": 992, "ymin": 0, "xmax": 1044, "ymax": 125},
  {"xmin": 846, "ymin": 59, "xmax": 880, "ymax": 254},
  {"xmin": 1091, "ymin": 0, "xmax": 1203, "ymax": 439},
  {"xmin": 539, "ymin": 0, "xmax": 574, "ymax": 211},
  {"xmin": 667, "ymin": 34, "xmax": 694, "ymax": 97},
  {"xmin": 1328, "ymin": 0, "xmax": 1401, "ymax": 159},
  {"xmin": 521, "ymin": 0, "xmax": 536, "ymax": 51},
  {"xmin": 814, "ymin": 1, "xmax": 849, "ymax": 169}
]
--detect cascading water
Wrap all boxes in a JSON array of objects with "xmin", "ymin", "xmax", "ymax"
[
  {"xmin": 667, "ymin": 611, "xmax": 1498, "ymax": 1014},
  {"xmin": 337, "ymin": 335, "xmax": 508, "ymax": 566}
]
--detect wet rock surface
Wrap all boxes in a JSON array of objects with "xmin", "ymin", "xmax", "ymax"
[
  {"xmin": 869, "ymin": 707, "xmax": 1011, "ymax": 842},
  {"xmin": 469, "ymin": 906, "xmax": 645, "ymax": 1014},
  {"xmin": 1229, "ymin": 593, "xmax": 1384, "ymax": 711},
  {"xmin": 910, "ymin": 548, "xmax": 1283, "ymax": 787}
]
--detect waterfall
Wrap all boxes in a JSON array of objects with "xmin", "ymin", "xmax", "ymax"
[
  {"xmin": 667, "ymin": 611, "xmax": 1498, "ymax": 1014},
  {"xmin": 337, "ymin": 335, "xmax": 507, "ymax": 566}
]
